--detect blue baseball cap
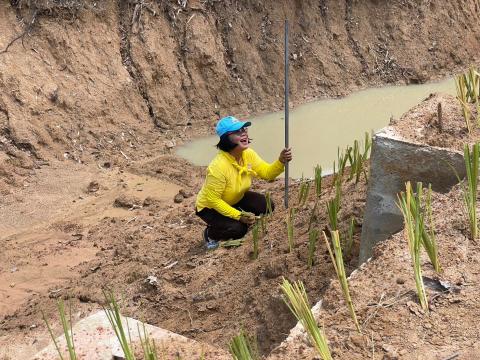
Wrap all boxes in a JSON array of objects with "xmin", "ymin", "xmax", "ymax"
[{"xmin": 215, "ymin": 116, "xmax": 251, "ymax": 137}]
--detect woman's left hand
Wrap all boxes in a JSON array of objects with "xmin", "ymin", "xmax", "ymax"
[{"xmin": 279, "ymin": 148, "xmax": 293, "ymax": 164}]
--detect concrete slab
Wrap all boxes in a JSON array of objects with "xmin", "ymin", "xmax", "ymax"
[{"xmin": 34, "ymin": 311, "xmax": 230, "ymax": 360}]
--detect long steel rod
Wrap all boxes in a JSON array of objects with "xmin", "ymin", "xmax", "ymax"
[{"xmin": 284, "ymin": 19, "xmax": 289, "ymax": 208}]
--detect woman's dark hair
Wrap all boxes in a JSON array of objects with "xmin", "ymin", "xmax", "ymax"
[
  {"xmin": 216, "ymin": 134, "xmax": 238, "ymax": 152},
  {"xmin": 215, "ymin": 132, "xmax": 253, "ymax": 152}
]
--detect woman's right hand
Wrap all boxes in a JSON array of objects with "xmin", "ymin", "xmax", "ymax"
[{"xmin": 239, "ymin": 212, "xmax": 256, "ymax": 225}]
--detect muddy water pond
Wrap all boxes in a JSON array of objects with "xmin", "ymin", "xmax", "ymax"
[{"xmin": 178, "ymin": 78, "xmax": 455, "ymax": 178}]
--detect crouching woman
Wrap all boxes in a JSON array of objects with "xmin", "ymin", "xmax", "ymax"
[{"xmin": 195, "ymin": 116, "xmax": 292, "ymax": 249}]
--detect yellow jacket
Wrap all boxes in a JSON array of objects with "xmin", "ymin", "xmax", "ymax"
[{"xmin": 196, "ymin": 149, "xmax": 285, "ymax": 220}]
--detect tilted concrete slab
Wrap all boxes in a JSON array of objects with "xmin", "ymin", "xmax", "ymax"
[
  {"xmin": 34, "ymin": 311, "xmax": 230, "ymax": 360},
  {"xmin": 359, "ymin": 128, "xmax": 466, "ymax": 264}
]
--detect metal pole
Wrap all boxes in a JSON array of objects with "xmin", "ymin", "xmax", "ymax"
[{"xmin": 284, "ymin": 19, "xmax": 289, "ymax": 208}]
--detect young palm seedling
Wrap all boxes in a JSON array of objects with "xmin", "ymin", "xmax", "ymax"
[
  {"xmin": 42, "ymin": 299, "xmax": 77, "ymax": 360},
  {"xmin": 467, "ymin": 67, "xmax": 480, "ymax": 124},
  {"xmin": 307, "ymin": 199, "xmax": 319, "ymax": 232},
  {"xmin": 323, "ymin": 231, "xmax": 361, "ymax": 332},
  {"xmin": 337, "ymin": 146, "xmax": 351, "ymax": 180},
  {"xmin": 456, "ymin": 74, "xmax": 473, "ymax": 132},
  {"xmin": 326, "ymin": 178, "xmax": 342, "ymax": 231},
  {"xmin": 298, "ymin": 175, "xmax": 311, "ymax": 207},
  {"xmin": 280, "ymin": 278, "xmax": 332, "ymax": 360},
  {"xmin": 103, "ymin": 290, "xmax": 136, "ymax": 360},
  {"xmin": 397, "ymin": 182, "xmax": 429, "ymax": 312},
  {"xmin": 344, "ymin": 217, "xmax": 356, "ymax": 258},
  {"xmin": 229, "ymin": 329, "xmax": 259, "ymax": 360},
  {"xmin": 307, "ymin": 228, "xmax": 319, "ymax": 268},
  {"xmin": 265, "ymin": 191, "xmax": 273, "ymax": 217},
  {"xmin": 252, "ymin": 220, "xmax": 260, "ymax": 260},
  {"xmin": 463, "ymin": 142, "xmax": 480, "ymax": 239},
  {"xmin": 138, "ymin": 323, "xmax": 159, "ymax": 360},
  {"xmin": 314, "ymin": 164, "xmax": 322, "ymax": 198},
  {"xmin": 286, "ymin": 207, "xmax": 296, "ymax": 252},
  {"xmin": 422, "ymin": 184, "xmax": 441, "ymax": 272}
]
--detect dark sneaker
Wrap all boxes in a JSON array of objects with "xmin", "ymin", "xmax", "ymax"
[{"xmin": 203, "ymin": 228, "xmax": 218, "ymax": 250}]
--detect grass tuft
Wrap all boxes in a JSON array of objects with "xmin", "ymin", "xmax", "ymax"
[
  {"xmin": 397, "ymin": 182, "xmax": 429, "ymax": 312},
  {"xmin": 42, "ymin": 299, "xmax": 77, "ymax": 360},
  {"xmin": 229, "ymin": 329, "xmax": 259, "ymax": 360},
  {"xmin": 307, "ymin": 228, "xmax": 319, "ymax": 268},
  {"xmin": 463, "ymin": 142, "xmax": 480, "ymax": 240},
  {"xmin": 323, "ymin": 231, "xmax": 361, "ymax": 332},
  {"xmin": 280, "ymin": 278, "xmax": 332, "ymax": 360}
]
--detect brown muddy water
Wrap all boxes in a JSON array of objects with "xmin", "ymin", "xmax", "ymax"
[{"xmin": 177, "ymin": 78, "xmax": 455, "ymax": 178}]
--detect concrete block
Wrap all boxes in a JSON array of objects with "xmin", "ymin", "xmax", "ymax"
[{"xmin": 359, "ymin": 128, "xmax": 465, "ymax": 264}]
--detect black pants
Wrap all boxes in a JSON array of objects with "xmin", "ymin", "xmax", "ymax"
[{"xmin": 196, "ymin": 191, "xmax": 275, "ymax": 241}]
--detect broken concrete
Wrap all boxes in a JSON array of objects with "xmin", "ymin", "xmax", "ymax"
[
  {"xmin": 34, "ymin": 311, "xmax": 230, "ymax": 360},
  {"xmin": 359, "ymin": 128, "xmax": 466, "ymax": 264}
]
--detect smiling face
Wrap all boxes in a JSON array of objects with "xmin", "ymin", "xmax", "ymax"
[{"xmin": 227, "ymin": 127, "xmax": 250, "ymax": 151}]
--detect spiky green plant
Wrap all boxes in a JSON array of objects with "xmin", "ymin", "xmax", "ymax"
[
  {"xmin": 466, "ymin": 67, "xmax": 480, "ymax": 124},
  {"xmin": 314, "ymin": 165, "xmax": 322, "ymax": 198},
  {"xmin": 265, "ymin": 191, "xmax": 273, "ymax": 217},
  {"xmin": 260, "ymin": 215, "xmax": 267, "ymax": 235},
  {"xmin": 323, "ymin": 231, "xmax": 361, "ymax": 332},
  {"xmin": 287, "ymin": 207, "xmax": 296, "ymax": 252},
  {"xmin": 307, "ymin": 228, "xmax": 319, "ymax": 268},
  {"xmin": 344, "ymin": 217, "xmax": 356, "ymax": 258},
  {"xmin": 103, "ymin": 290, "xmax": 136, "ymax": 360},
  {"xmin": 298, "ymin": 175, "xmax": 311, "ymax": 207},
  {"xmin": 229, "ymin": 329, "xmax": 259, "ymax": 360},
  {"xmin": 307, "ymin": 199, "xmax": 319, "ymax": 232},
  {"xmin": 337, "ymin": 146, "xmax": 351, "ymax": 180},
  {"xmin": 252, "ymin": 220, "xmax": 260, "ymax": 260},
  {"xmin": 280, "ymin": 278, "xmax": 332, "ymax": 360},
  {"xmin": 422, "ymin": 184, "xmax": 441, "ymax": 272},
  {"xmin": 326, "ymin": 178, "xmax": 341, "ymax": 231},
  {"xmin": 456, "ymin": 74, "xmax": 472, "ymax": 133},
  {"xmin": 397, "ymin": 182, "xmax": 429, "ymax": 312},
  {"xmin": 42, "ymin": 299, "xmax": 77, "ymax": 360},
  {"xmin": 361, "ymin": 132, "xmax": 372, "ymax": 182},
  {"xmin": 138, "ymin": 323, "xmax": 158, "ymax": 360},
  {"xmin": 463, "ymin": 142, "xmax": 480, "ymax": 239}
]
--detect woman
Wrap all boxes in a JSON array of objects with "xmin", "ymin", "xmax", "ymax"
[{"xmin": 196, "ymin": 116, "xmax": 293, "ymax": 249}]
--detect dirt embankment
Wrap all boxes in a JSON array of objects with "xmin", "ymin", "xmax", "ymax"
[
  {"xmin": 2, "ymin": 1, "xmax": 480, "ymax": 359},
  {"xmin": 1, "ymin": 0, "xmax": 480, "ymax": 191}
]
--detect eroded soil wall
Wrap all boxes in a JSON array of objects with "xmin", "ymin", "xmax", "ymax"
[{"xmin": 1, "ymin": 0, "xmax": 480, "ymax": 189}]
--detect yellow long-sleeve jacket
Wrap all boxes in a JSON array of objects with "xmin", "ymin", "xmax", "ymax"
[{"xmin": 196, "ymin": 149, "xmax": 285, "ymax": 220}]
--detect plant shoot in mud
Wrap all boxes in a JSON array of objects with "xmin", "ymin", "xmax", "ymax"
[
  {"xmin": 287, "ymin": 207, "xmax": 296, "ymax": 252},
  {"xmin": 42, "ymin": 299, "xmax": 77, "ymax": 360},
  {"xmin": 327, "ymin": 178, "xmax": 342, "ymax": 231},
  {"xmin": 314, "ymin": 164, "xmax": 322, "ymax": 198},
  {"xmin": 252, "ymin": 220, "xmax": 260, "ymax": 260},
  {"xmin": 422, "ymin": 184, "xmax": 441, "ymax": 272},
  {"xmin": 463, "ymin": 142, "xmax": 480, "ymax": 239},
  {"xmin": 456, "ymin": 74, "xmax": 473, "ymax": 132},
  {"xmin": 307, "ymin": 228, "xmax": 319, "ymax": 268},
  {"xmin": 280, "ymin": 278, "xmax": 332, "ymax": 360},
  {"xmin": 298, "ymin": 175, "xmax": 311, "ymax": 207},
  {"xmin": 103, "ymin": 290, "xmax": 136, "ymax": 360},
  {"xmin": 344, "ymin": 217, "xmax": 356, "ymax": 258},
  {"xmin": 265, "ymin": 191, "xmax": 273, "ymax": 217},
  {"xmin": 323, "ymin": 231, "xmax": 361, "ymax": 332},
  {"xmin": 138, "ymin": 323, "xmax": 159, "ymax": 360},
  {"xmin": 397, "ymin": 182, "xmax": 429, "ymax": 312},
  {"xmin": 229, "ymin": 329, "xmax": 259, "ymax": 360}
]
